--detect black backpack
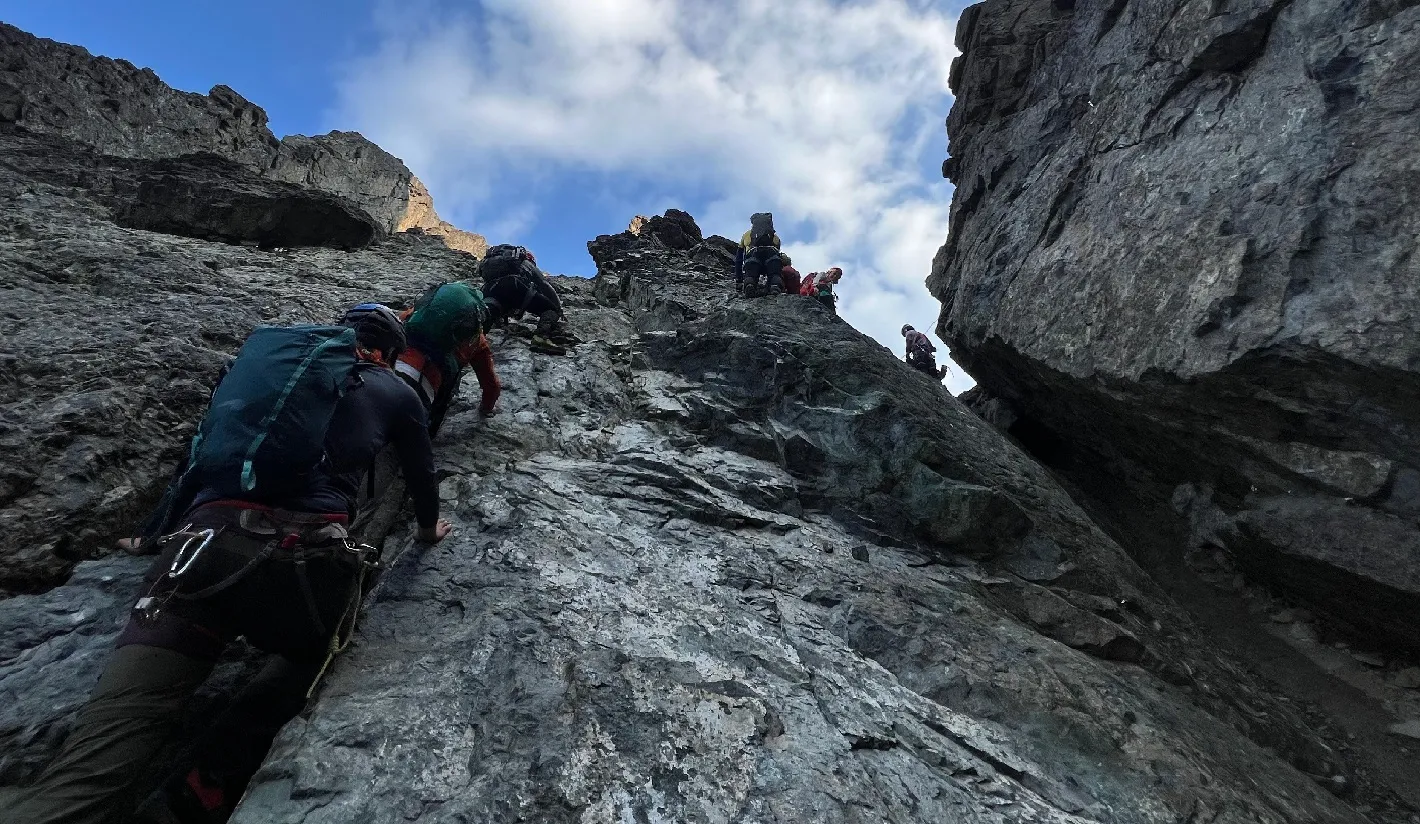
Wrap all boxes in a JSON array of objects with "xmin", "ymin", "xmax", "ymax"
[
  {"xmin": 749, "ymin": 212, "xmax": 776, "ymax": 248},
  {"xmin": 481, "ymin": 244, "xmax": 530, "ymax": 283}
]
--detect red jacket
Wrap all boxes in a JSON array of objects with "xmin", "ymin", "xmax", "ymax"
[
  {"xmin": 780, "ymin": 265, "xmax": 802, "ymax": 295},
  {"xmin": 399, "ymin": 333, "xmax": 501, "ymax": 415},
  {"xmin": 454, "ymin": 333, "xmax": 501, "ymax": 413}
]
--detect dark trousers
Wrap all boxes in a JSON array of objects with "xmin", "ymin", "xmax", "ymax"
[
  {"xmin": 485, "ymin": 274, "xmax": 563, "ymax": 326},
  {"xmin": 908, "ymin": 349, "xmax": 939, "ymax": 375},
  {"xmin": 740, "ymin": 247, "xmax": 783, "ymax": 292},
  {"xmin": 4, "ymin": 646, "xmax": 320, "ymax": 824},
  {"xmin": 4, "ymin": 506, "xmax": 358, "ymax": 824}
]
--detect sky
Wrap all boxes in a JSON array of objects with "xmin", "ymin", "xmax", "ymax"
[{"xmin": 1, "ymin": 0, "xmax": 976, "ymax": 392}]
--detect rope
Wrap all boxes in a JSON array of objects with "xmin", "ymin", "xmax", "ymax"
[{"xmin": 305, "ymin": 558, "xmax": 372, "ymax": 699}]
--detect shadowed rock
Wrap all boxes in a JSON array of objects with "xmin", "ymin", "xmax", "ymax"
[
  {"xmin": 112, "ymin": 153, "xmax": 383, "ymax": 249},
  {"xmin": 932, "ymin": 0, "xmax": 1420, "ymax": 652}
]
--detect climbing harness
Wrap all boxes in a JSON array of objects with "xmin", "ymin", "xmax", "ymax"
[
  {"xmin": 132, "ymin": 508, "xmax": 385, "ymax": 698},
  {"xmin": 485, "ymin": 273, "xmax": 541, "ymax": 316},
  {"xmin": 395, "ymin": 348, "xmax": 440, "ymax": 403},
  {"xmin": 133, "ymin": 524, "xmax": 217, "ymax": 621}
]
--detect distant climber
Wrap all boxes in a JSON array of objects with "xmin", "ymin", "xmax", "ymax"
[
  {"xmin": 779, "ymin": 253, "xmax": 803, "ymax": 295},
  {"xmin": 4, "ymin": 304, "xmax": 451, "ymax": 824},
  {"xmin": 902, "ymin": 324, "xmax": 949, "ymax": 380},
  {"xmin": 398, "ymin": 281, "xmax": 501, "ymax": 431},
  {"xmin": 801, "ymin": 267, "xmax": 843, "ymax": 312},
  {"xmin": 735, "ymin": 212, "xmax": 783, "ymax": 297},
  {"xmin": 480, "ymin": 244, "xmax": 573, "ymax": 355}
]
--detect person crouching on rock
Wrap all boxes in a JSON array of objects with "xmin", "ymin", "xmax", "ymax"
[
  {"xmin": 801, "ymin": 267, "xmax": 843, "ymax": 312},
  {"xmin": 778, "ymin": 253, "xmax": 803, "ymax": 296},
  {"xmin": 902, "ymin": 323, "xmax": 949, "ymax": 381},
  {"xmin": 479, "ymin": 244, "xmax": 574, "ymax": 355},
  {"xmin": 4, "ymin": 304, "xmax": 452, "ymax": 824},
  {"xmin": 396, "ymin": 281, "xmax": 502, "ymax": 432},
  {"xmin": 735, "ymin": 212, "xmax": 784, "ymax": 297}
]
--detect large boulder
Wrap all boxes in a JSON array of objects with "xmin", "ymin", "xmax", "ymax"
[{"xmin": 931, "ymin": 0, "xmax": 1420, "ymax": 651}]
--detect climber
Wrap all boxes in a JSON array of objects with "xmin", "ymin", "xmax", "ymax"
[
  {"xmin": 735, "ymin": 212, "xmax": 783, "ymax": 297},
  {"xmin": 801, "ymin": 267, "xmax": 843, "ymax": 312},
  {"xmin": 779, "ymin": 253, "xmax": 803, "ymax": 295},
  {"xmin": 397, "ymin": 281, "xmax": 501, "ymax": 431},
  {"xmin": 902, "ymin": 324, "xmax": 949, "ymax": 381},
  {"xmin": 4, "ymin": 304, "xmax": 452, "ymax": 824},
  {"xmin": 480, "ymin": 244, "xmax": 572, "ymax": 355}
]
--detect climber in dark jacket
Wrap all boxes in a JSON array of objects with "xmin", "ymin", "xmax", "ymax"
[
  {"xmin": 735, "ymin": 212, "xmax": 784, "ymax": 296},
  {"xmin": 902, "ymin": 324, "xmax": 949, "ymax": 381},
  {"xmin": 480, "ymin": 244, "xmax": 571, "ymax": 355},
  {"xmin": 4, "ymin": 305, "xmax": 452, "ymax": 824}
]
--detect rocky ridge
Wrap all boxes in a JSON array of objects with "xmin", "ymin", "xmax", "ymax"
[
  {"xmin": 0, "ymin": 23, "xmax": 485, "ymax": 252},
  {"xmin": 931, "ymin": 0, "xmax": 1420, "ymax": 657}
]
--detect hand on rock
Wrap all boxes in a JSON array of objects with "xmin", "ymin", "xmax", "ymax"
[{"xmin": 416, "ymin": 519, "xmax": 454, "ymax": 543}]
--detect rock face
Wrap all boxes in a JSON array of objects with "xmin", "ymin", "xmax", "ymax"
[
  {"xmin": 628, "ymin": 208, "xmax": 704, "ymax": 250},
  {"xmin": 0, "ymin": 23, "xmax": 1410, "ymax": 824},
  {"xmin": 0, "ymin": 23, "xmax": 485, "ymax": 250},
  {"xmin": 0, "ymin": 121, "xmax": 472, "ymax": 590},
  {"xmin": 397, "ymin": 176, "xmax": 489, "ymax": 257},
  {"xmin": 931, "ymin": 0, "xmax": 1420, "ymax": 651},
  {"xmin": 1, "ymin": 168, "xmax": 1387, "ymax": 818}
]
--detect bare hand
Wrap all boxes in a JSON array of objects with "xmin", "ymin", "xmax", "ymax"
[{"xmin": 416, "ymin": 519, "xmax": 454, "ymax": 543}]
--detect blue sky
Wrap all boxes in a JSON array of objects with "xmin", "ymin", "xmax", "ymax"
[{"xmin": 1, "ymin": 0, "xmax": 974, "ymax": 391}]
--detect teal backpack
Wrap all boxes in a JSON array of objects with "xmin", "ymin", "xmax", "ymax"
[{"xmin": 187, "ymin": 325, "xmax": 359, "ymax": 498}]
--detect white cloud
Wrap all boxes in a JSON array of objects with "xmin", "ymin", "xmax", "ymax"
[{"xmin": 333, "ymin": 0, "xmax": 973, "ymax": 390}]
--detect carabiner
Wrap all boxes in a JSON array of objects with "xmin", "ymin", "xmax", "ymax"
[{"xmin": 167, "ymin": 528, "xmax": 218, "ymax": 579}]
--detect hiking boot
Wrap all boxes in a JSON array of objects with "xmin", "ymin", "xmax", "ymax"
[{"xmin": 530, "ymin": 336, "xmax": 567, "ymax": 355}]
